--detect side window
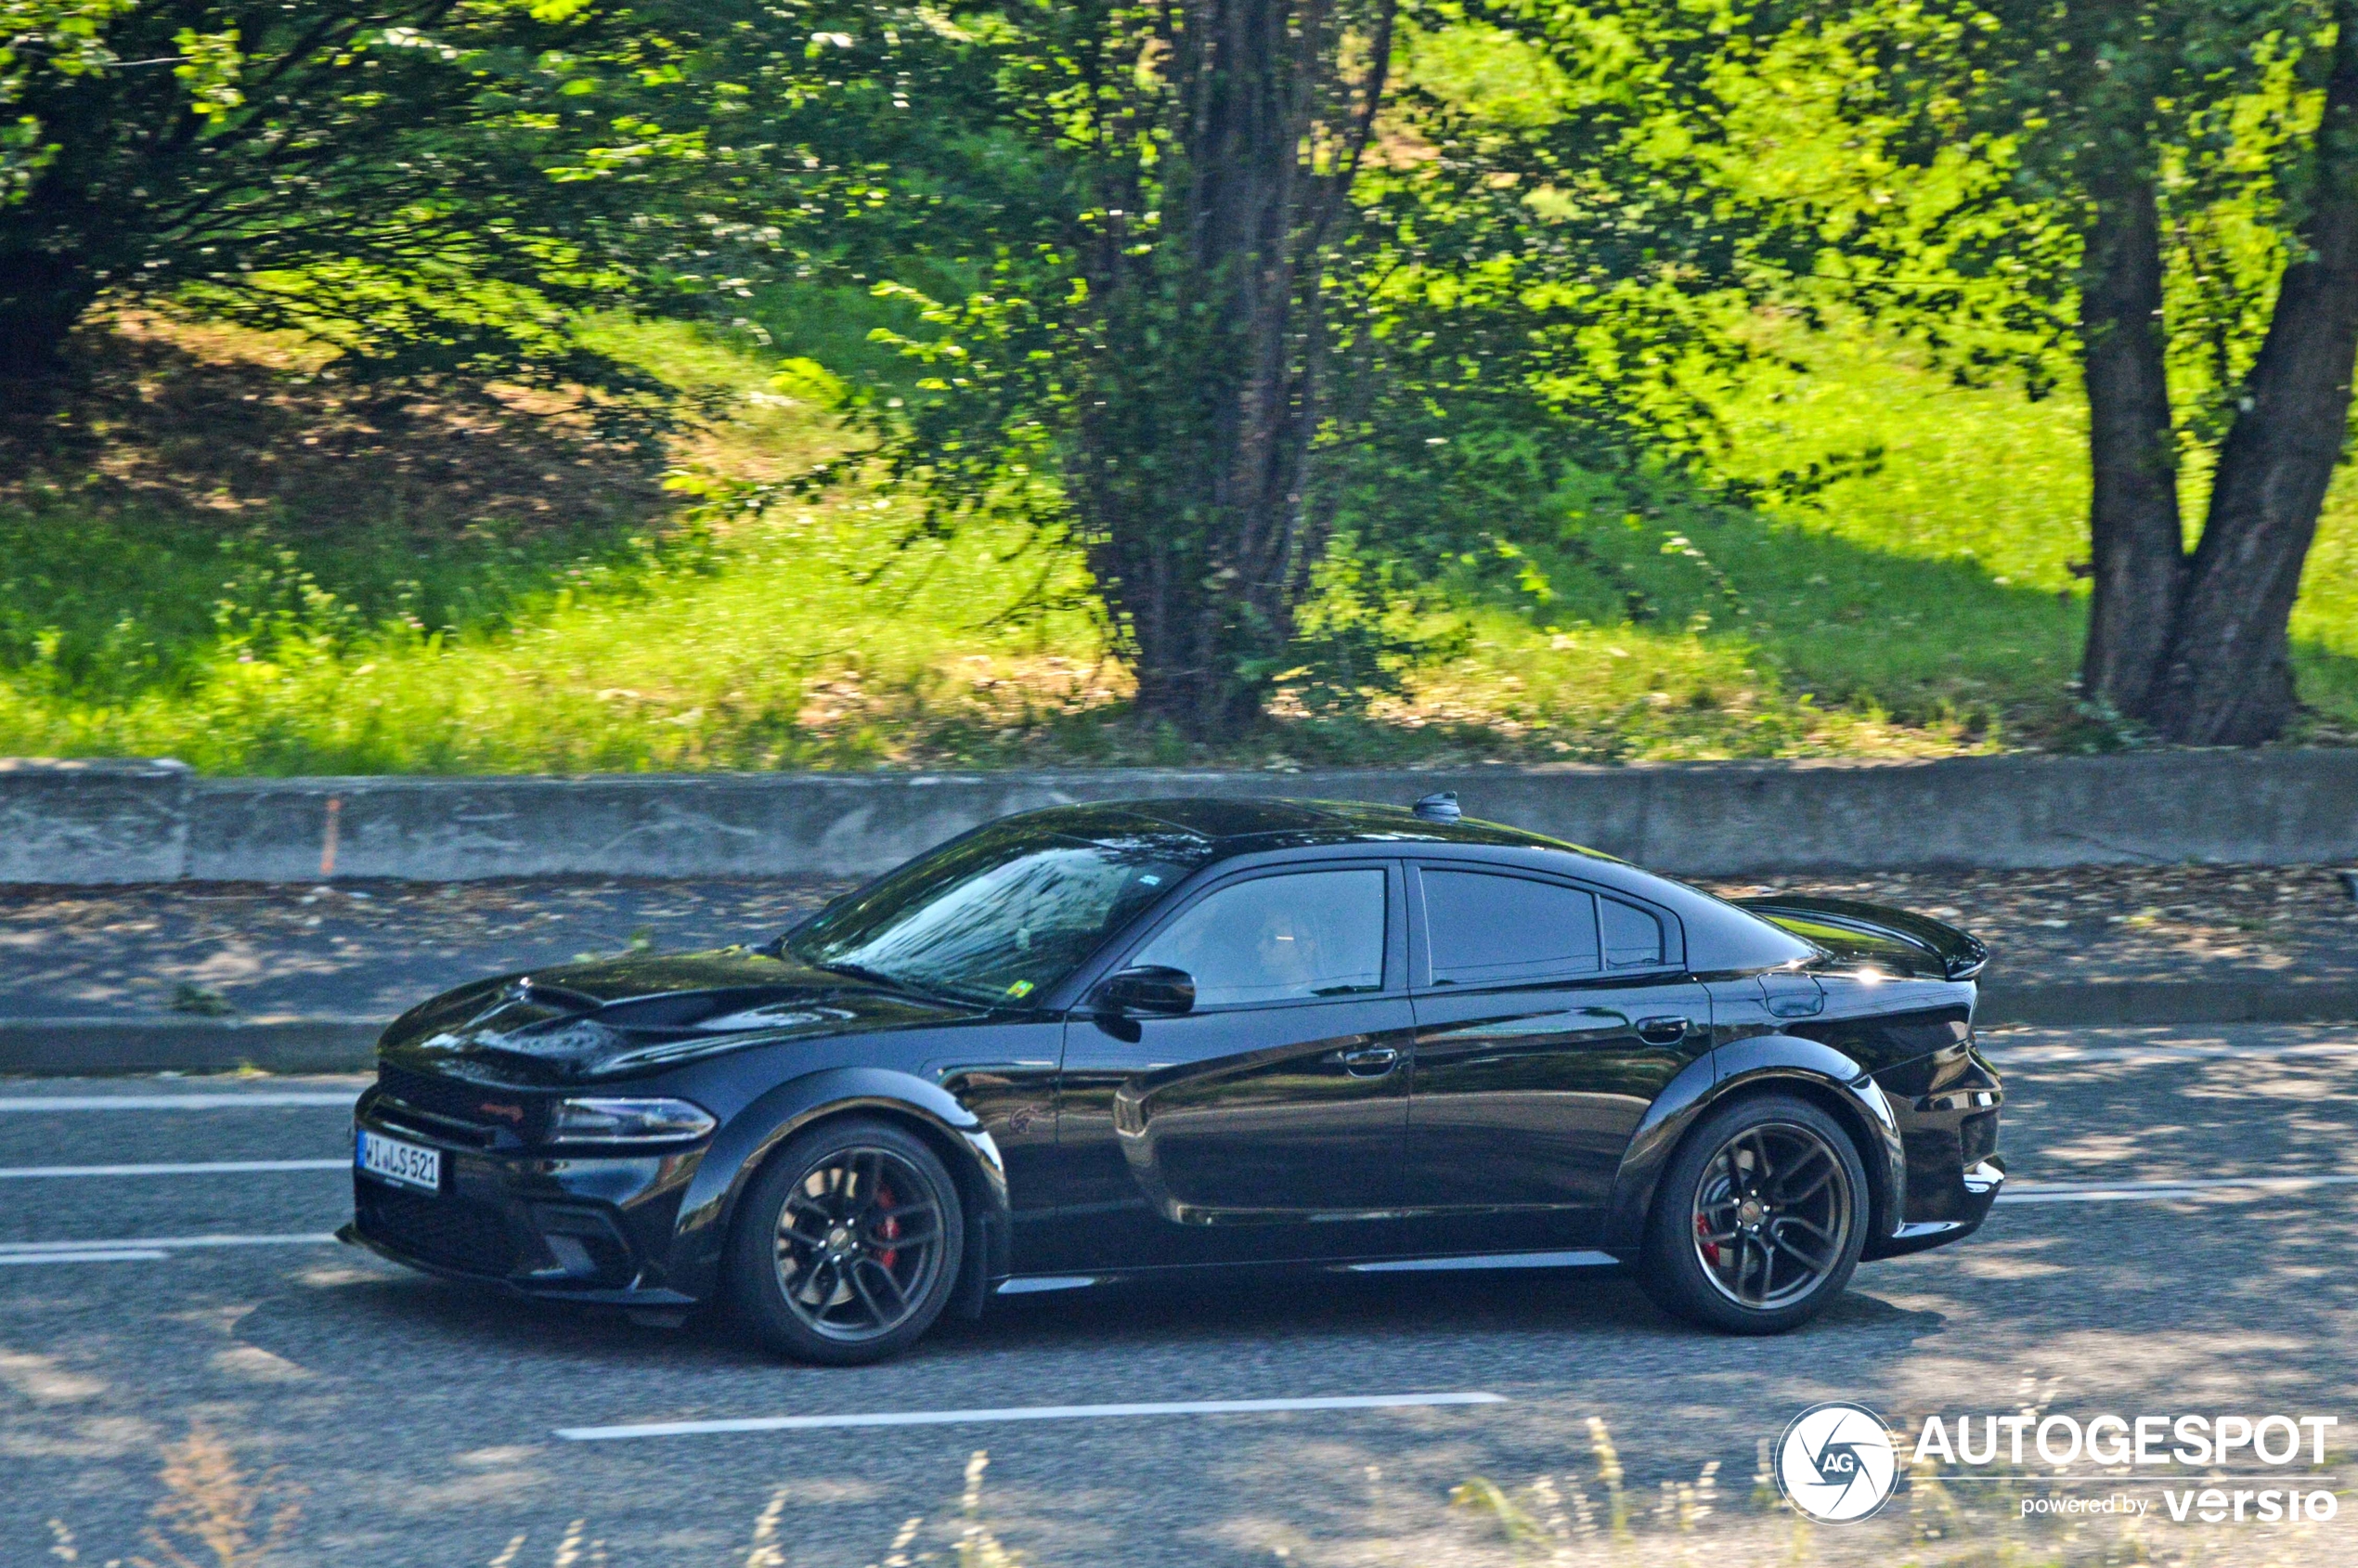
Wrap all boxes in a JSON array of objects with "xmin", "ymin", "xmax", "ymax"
[
  {"xmin": 1421, "ymin": 870, "xmax": 1599, "ymax": 986},
  {"xmin": 1132, "ymin": 869, "xmax": 1388, "ymax": 1007},
  {"xmin": 1601, "ymin": 898, "xmax": 1666, "ymax": 969}
]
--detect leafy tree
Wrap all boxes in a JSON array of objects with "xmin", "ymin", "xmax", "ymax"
[
  {"xmin": 1683, "ymin": 0, "xmax": 2358, "ymax": 745},
  {"xmin": 761, "ymin": 2, "xmax": 1773, "ymax": 739},
  {"xmin": 813, "ymin": 0, "xmax": 1413, "ymax": 738},
  {"xmin": 0, "ymin": 0, "xmax": 734, "ymax": 395}
]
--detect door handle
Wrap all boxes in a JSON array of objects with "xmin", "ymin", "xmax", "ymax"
[
  {"xmin": 1635, "ymin": 1016, "xmax": 1691, "ymax": 1045},
  {"xmin": 1336, "ymin": 1046, "xmax": 1401, "ymax": 1077}
]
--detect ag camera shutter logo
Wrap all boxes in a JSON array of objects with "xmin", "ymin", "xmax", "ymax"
[{"xmin": 1776, "ymin": 1403, "xmax": 1899, "ymax": 1523}]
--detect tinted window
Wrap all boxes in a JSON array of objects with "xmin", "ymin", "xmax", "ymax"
[
  {"xmin": 1602, "ymin": 898, "xmax": 1666, "ymax": 968},
  {"xmin": 1133, "ymin": 869, "xmax": 1388, "ymax": 1007},
  {"xmin": 787, "ymin": 825, "xmax": 1208, "ymax": 1004},
  {"xmin": 1422, "ymin": 870, "xmax": 1599, "ymax": 984}
]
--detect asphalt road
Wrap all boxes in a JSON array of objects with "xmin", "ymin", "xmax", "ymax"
[
  {"xmin": 0, "ymin": 879, "xmax": 843, "ymax": 1021},
  {"xmin": 2, "ymin": 1025, "xmax": 2353, "ymax": 1566}
]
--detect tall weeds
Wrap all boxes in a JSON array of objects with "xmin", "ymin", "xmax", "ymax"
[{"xmin": 39, "ymin": 1417, "xmax": 2347, "ymax": 1567}]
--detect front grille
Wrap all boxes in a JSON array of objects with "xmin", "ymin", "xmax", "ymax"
[
  {"xmin": 376, "ymin": 1065, "xmax": 548, "ymax": 1144},
  {"xmin": 1959, "ymin": 1110, "xmax": 2000, "ymax": 1168},
  {"xmin": 356, "ymin": 1182, "xmax": 519, "ymax": 1276}
]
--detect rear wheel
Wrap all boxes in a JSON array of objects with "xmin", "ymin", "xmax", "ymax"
[
  {"xmin": 728, "ymin": 1118, "xmax": 965, "ymax": 1365},
  {"xmin": 1639, "ymin": 1094, "xmax": 1866, "ymax": 1335}
]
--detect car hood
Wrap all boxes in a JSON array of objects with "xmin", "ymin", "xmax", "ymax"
[{"xmin": 376, "ymin": 947, "xmax": 987, "ymax": 1083}]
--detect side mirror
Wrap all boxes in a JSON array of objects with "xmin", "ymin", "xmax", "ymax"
[{"xmin": 1090, "ymin": 965, "xmax": 1196, "ymax": 1017}]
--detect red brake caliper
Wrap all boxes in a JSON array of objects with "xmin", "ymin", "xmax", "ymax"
[
  {"xmin": 1697, "ymin": 1212, "xmax": 1720, "ymax": 1266},
  {"xmin": 875, "ymin": 1182, "xmax": 900, "ymax": 1271}
]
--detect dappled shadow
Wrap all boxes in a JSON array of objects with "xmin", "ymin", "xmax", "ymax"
[
  {"xmin": 0, "ymin": 313, "xmax": 667, "ymax": 542},
  {"xmin": 927, "ymin": 1266, "xmax": 1944, "ymax": 1362},
  {"xmin": 1479, "ymin": 499, "xmax": 2358, "ymax": 746},
  {"xmin": 0, "ymin": 315, "xmax": 699, "ymax": 715},
  {"xmin": 0, "ymin": 877, "xmax": 845, "ymax": 1021}
]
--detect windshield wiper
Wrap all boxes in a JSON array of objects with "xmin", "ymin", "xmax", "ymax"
[{"xmin": 812, "ymin": 960, "xmax": 944, "ymax": 1000}]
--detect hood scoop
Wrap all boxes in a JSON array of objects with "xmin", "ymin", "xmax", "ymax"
[
  {"xmin": 459, "ymin": 983, "xmax": 860, "ymax": 1055},
  {"xmin": 465, "ymin": 978, "xmax": 607, "ymax": 1033},
  {"xmin": 387, "ymin": 948, "xmax": 978, "ymax": 1082}
]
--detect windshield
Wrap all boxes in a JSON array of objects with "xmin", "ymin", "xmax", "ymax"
[{"xmin": 785, "ymin": 823, "xmax": 1211, "ymax": 1005}]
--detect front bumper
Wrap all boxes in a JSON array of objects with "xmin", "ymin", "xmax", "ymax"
[
  {"xmin": 346, "ymin": 1089, "xmax": 710, "ymax": 1303},
  {"xmin": 337, "ymin": 1221, "xmax": 700, "ymax": 1309}
]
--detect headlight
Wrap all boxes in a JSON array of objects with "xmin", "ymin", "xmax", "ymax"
[{"xmin": 550, "ymin": 1096, "xmax": 717, "ymax": 1145}]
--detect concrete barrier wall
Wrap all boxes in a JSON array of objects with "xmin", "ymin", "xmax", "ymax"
[
  {"xmin": 10, "ymin": 750, "xmax": 2358, "ymax": 885},
  {"xmin": 0, "ymin": 758, "xmax": 191, "ymax": 883}
]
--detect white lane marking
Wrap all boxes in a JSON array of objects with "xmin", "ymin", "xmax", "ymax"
[
  {"xmin": 1346, "ymin": 1249, "xmax": 1618, "ymax": 1273},
  {"xmin": 0, "ymin": 1233, "xmax": 340, "ymax": 1259},
  {"xmin": 0, "ymin": 1159, "xmax": 349, "ymax": 1179},
  {"xmin": 2000, "ymin": 1173, "xmax": 2358, "ymax": 1204},
  {"xmin": 0, "ymin": 1250, "xmax": 170, "ymax": 1264},
  {"xmin": 1991, "ymin": 1042, "xmax": 2358, "ymax": 1066},
  {"xmin": 558, "ymin": 1392, "xmax": 1509, "ymax": 1443},
  {"xmin": 0, "ymin": 1094, "xmax": 356, "ymax": 1112}
]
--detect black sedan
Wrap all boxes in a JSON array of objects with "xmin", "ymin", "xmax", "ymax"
[{"xmin": 342, "ymin": 794, "xmax": 2005, "ymax": 1363}]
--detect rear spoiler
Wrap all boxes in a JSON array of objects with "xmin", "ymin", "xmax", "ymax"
[{"xmin": 1734, "ymin": 895, "xmax": 1988, "ymax": 982}]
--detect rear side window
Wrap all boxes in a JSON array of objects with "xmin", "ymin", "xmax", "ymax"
[
  {"xmin": 1421, "ymin": 870, "xmax": 1599, "ymax": 985},
  {"xmin": 1601, "ymin": 898, "xmax": 1665, "ymax": 969},
  {"xmin": 1133, "ymin": 868, "xmax": 1388, "ymax": 1007}
]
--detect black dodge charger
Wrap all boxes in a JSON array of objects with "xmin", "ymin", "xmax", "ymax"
[{"xmin": 343, "ymin": 795, "xmax": 2005, "ymax": 1363}]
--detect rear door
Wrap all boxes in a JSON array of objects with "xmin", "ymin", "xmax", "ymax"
[
  {"xmin": 1043, "ymin": 861, "xmax": 1416, "ymax": 1271},
  {"xmin": 1401, "ymin": 864, "xmax": 1709, "ymax": 1253}
]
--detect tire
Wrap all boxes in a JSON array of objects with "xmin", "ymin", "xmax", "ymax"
[
  {"xmin": 1638, "ymin": 1093, "xmax": 1868, "ymax": 1335},
  {"xmin": 727, "ymin": 1117, "xmax": 965, "ymax": 1366}
]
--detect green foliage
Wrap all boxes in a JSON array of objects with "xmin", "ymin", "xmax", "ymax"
[
  {"xmin": 1678, "ymin": 0, "xmax": 2348, "ymax": 454},
  {"xmin": 691, "ymin": 2, "xmax": 1828, "ymax": 733},
  {"xmin": 11, "ymin": 310, "xmax": 2358, "ymax": 773},
  {"xmin": 0, "ymin": 0, "xmax": 770, "ymax": 392},
  {"xmin": 14, "ymin": 3, "xmax": 2358, "ymax": 769}
]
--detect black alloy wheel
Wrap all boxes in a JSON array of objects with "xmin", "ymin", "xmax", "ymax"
[
  {"xmin": 729, "ymin": 1118, "xmax": 965, "ymax": 1365},
  {"xmin": 1639, "ymin": 1093, "xmax": 1867, "ymax": 1335},
  {"xmin": 1691, "ymin": 1121, "xmax": 1853, "ymax": 1308}
]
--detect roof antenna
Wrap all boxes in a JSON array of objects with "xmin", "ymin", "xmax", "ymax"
[{"xmin": 1412, "ymin": 791, "xmax": 1461, "ymax": 823}]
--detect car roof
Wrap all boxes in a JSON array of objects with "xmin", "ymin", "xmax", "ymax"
[
  {"xmin": 1000, "ymin": 797, "xmax": 1814, "ymax": 976},
  {"xmin": 1009, "ymin": 797, "xmax": 1611, "ymax": 858}
]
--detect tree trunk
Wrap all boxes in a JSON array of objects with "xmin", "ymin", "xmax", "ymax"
[
  {"xmin": 1169, "ymin": 0, "xmax": 1315, "ymax": 737},
  {"xmin": 1070, "ymin": 0, "xmax": 1391, "ymax": 743},
  {"xmin": 0, "ymin": 248, "xmax": 97, "ymax": 386},
  {"xmin": 2138, "ymin": 6, "xmax": 2358, "ymax": 744},
  {"xmin": 2077, "ymin": 165, "xmax": 2186, "ymax": 716}
]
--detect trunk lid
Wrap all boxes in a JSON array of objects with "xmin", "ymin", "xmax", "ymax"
[{"xmin": 1733, "ymin": 895, "xmax": 1988, "ymax": 981}]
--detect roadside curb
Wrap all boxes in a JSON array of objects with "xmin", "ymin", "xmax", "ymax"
[
  {"xmin": 1974, "ymin": 980, "xmax": 2358, "ymax": 1028},
  {"xmin": 2, "ymin": 980, "xmax": 2352, "ymax": 1075},
  {"xmin": 0, "ymin": 1017, "xmax": 385, "ymax": 1075}
]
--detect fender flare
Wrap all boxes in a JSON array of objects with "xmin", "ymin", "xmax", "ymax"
[
  {"xmin": 664, "ymin": 1067, "xmax": 1010, "ymax": 1303},
  {"xmin": 1600, "ymin": 1035, "xmax": 1907, "ymax": 1253}
]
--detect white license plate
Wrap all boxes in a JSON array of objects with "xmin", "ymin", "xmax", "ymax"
[{"xmin": 356, "ymin": 1128, "xmax": 441, "ymax": 1192}]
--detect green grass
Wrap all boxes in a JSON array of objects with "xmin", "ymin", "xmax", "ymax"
[
  {"xmin": 1, "ymin": 306, "xmax": 2354, "ymax": 773},
  {"xmin": 1707, "ymin": 315, "xmax": 2358, "ymax": 738},
  {"xmin": 0, "ymin": 319, "xmax": 1119, "ymax": 771}
]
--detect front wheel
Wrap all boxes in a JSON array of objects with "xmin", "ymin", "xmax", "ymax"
[
  {"xmin": 1639, "ymin": 1094, "xmax": 1867, "ymax": 1335},
  {"xmin": 727, "ymin": 1118, "xmax": 965, "ymax": 1366}
]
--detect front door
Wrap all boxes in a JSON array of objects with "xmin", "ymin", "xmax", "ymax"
[
  {"xmin": 1400, "ymin": 864, "xmax": 1710, "ymax": 1253},
  {"xmin": 1042, "ymin": 862, "xmax": 1415, "ymax": 1272}
]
